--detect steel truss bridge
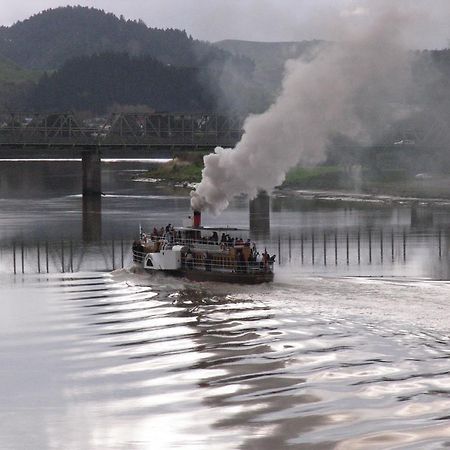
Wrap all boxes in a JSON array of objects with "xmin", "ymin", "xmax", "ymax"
[
  {"xmin": 0, "ymin": 111, "xmax": 244, "ymax": 151},
  {"xmin": 0, "ymin": 109, "xmax": 448, "ymax": 152}
]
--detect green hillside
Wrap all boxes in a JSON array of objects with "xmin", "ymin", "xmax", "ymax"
[
  {"xmin": 0, "ymin": 6, "xmax": 262, "ymax": 113},
  {"xmin": 0, "ymin": 57, "xmax": 40, "ymax": 83},
  {"xmin": 29, "ymin": 52, "xmax": 215, "ymax": 113}
]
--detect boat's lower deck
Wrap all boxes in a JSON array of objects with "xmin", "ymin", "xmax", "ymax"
[
  {"xmin": 132, "ymin": 260, "xmax": 274, "ymax": 284},
  {"xmin": 180, "ymin": 267, "xmax": 274, "ymax": 284}
]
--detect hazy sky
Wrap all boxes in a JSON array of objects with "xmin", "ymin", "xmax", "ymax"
[{"xmin": 0, "ymin": 0, "xmax": 449, "ymax": 48}]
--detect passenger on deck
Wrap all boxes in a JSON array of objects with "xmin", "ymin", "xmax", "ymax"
[
  {"xmin": 255, "ymin": 252, "xmax": 261, "ymax": 265},
  {"xmin": 204, "ymin": 252, "xmax": 212, "ymax": 271},
  {"xmin": 152, "ymin": 227, "xmax": 159, "ymax": 237},
  {"xmin": 236, "ymin": 250, "xmax": 244, "ymax": 272},
  {"xmin": 242, "ymin": 244, "xmax": 251, "ymax": 272},
  {"xmin": 186, "ymin": 252, "xmax": 194, "ymax": 269},
  {"xmin": 262, "ymin": 250, "xmax": 270, "ymax": 270}
]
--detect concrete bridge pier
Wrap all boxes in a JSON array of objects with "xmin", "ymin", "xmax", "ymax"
[
  {"xmin": 82, "ymin": 151, "xmax": 102, "ymax": 196},
  {"xmin": 250, "ymin": 190, "xmax": 271, "ymax": 240}
]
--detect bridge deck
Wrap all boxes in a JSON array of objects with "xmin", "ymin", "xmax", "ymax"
[{"xmin": 0, "ymin": 111, "xmax": 244, "ymax": 151}]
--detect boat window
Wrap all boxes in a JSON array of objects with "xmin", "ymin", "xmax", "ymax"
[{"xmin": 146, "ymin": 258, "xmax": 153, "ymax": 267}]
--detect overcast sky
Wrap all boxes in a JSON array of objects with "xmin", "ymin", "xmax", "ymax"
[{"xmin": 0, "ymin": 0, "xmax": 448, "ymax": 48}]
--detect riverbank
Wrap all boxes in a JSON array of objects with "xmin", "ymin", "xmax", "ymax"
[
  {"xmin": 140, "ymin": 159, "xmax": 450, "ymax": 202},
  {"xmin": 140, "ymin": 152, "xmax": 204, "ymax": 184}
]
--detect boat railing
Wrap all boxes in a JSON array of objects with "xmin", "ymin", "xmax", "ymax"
[
  {"xmin": 183, "ymin": 257, "xmax": 274, "ymax": 273},
  {"xmin": 141, "ymin": 232, "xmax": 254, "ymax": 252},
  {"xmin": 134, "ymin": 244, "xmax": 273, "ymax": 273},
  {"xmin": 141, "ymin": 234, "xmax": 166, "ymax": 243},
  {"xmin": 175, "ymin": 239, "xmax": 222, "ymax": 250},
  {"xmin": 172, "ymin": 238, "xmax": 256, "ymax": 251},
  {"xmin": 132, "ymin": 249, "xmax": 146, "ymax": 263}
]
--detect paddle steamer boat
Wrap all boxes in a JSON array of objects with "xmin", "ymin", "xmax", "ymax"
[{"xmin": 132, "ymin": 211, "xmax": 274, "ymax": 284}]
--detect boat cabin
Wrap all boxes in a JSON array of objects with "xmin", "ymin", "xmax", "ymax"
[{"xmin": 131, "ymin": 210, "xmax": 275, "ymax": 283}]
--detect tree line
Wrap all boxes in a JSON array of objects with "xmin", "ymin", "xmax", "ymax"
[{"xmin": 28, "ymin": 52, "xmax": 217, "ymax": 112}]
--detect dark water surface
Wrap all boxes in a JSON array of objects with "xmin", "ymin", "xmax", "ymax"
[{"xmin": 1, "ymin": 161, "xmax": 450, "ymax": 449}]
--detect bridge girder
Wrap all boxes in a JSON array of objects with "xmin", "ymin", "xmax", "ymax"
[{"xmin": 0, "ymin": 111, "xmax": 244, "ymax": 149}]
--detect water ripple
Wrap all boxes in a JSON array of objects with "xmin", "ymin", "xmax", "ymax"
[{"xmin": 1, "ymin": 273, "xmax": 450, "ymax": 449}]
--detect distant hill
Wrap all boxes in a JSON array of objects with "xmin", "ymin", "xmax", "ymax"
[
  {"xmin": 0, "ymin": 6, "xmax": 261, "ymax": 113},
  {"xmin": 0, "ymin": 6, "xmax": 250, "ymax": 71},
  {"xmin": 5, "ymin": 6, "xmax": 450, "ymax": 119},
  {"xmin": 2, "ymin": 8, "xmax": 324, "ymax": 113},
  {"xmin": 215, "ymin": 39, "xmax": 323, "ymax": 92}
]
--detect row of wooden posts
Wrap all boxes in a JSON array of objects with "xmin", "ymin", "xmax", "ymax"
[
  {"xmin": 3, "ymin": 229, "xmax": 447, "ymax": 274},
  {"xmin": 271, "ymin": 229, "xmax": 446, "ymax": 265},
  {"xmin": 10, "ymin": 239, "xmax": 129, "ymax": 275}
]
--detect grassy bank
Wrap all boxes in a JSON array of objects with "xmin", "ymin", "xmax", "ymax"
[
  {"xmin": 282, "ymin": 166, "xmax": 348, "ymax": 190},
  {"xmin": 141, "ymin": 158, "xmax": 450, "ymax": 200},
  {"xmin": 142, "ymin": 152, "xmax": 205, "ymax": 183},
  {"xmin": 143, "ymin": 158, "xmax": 349, "ymax": 188}
]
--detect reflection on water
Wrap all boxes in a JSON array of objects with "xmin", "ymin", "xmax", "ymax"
[
  {"xmin": 1, "ymin": 161, "xmax": 450, "ymax": 449},
  {"xmin": 250, "ymin": 190, "xmax": 271, "ymax": 240},
  {"xmin": 1, "ymin": 272, "xmax": 449, "ymax": 449},
  {"xmin": 82, "ymin": 195, "xmax": 102, "ymax": 242},
  {"xmin": 2, "ymin": 160, "xmax": 450, "ymax": 279}
]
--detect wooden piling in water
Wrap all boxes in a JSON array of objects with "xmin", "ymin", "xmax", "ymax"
[
  {"xmin": 312, "ymin": 232, "xmax": 315, "ymax": 265},
  {"xmin": 391, "ymin": 230, "xmax": 395, "ymax": 262},
  {"xmin": 357, "ymin": 230, "xmax": 361, "ymax": 264},
  {"xmin": 21, "ymin": 241, "xmax": 24, "ymax": 274},
  {"xmin": 346, "ymin": 233, "xmax": 349, "ymax": 265},
  {"xmin": 288, "ymin": 235, "xmax": 291, "ymax": 262},
  {"xmin": 380, "ymin": 230, "xmax": 384, "ymax": 264},
  {"xmin": 37, "ymin": 241, "xmax": 41, "ymax": 273},
  {"xmin": 438, "ymin": 229, "xmax": 442, "ymax": 259},
  {"xmin": 112, "ymin": 239, "xmax": 115, "ymax": 270},
  {"xmin": 45, "ymin": 241, "xmax": 49, "ymax": 273},
  {"xmin": 278, "ymin": 235, "xmax": 281, "ymax": 265},
  {"xmin": 323, "ymin": 233, "xmax": 327, "ymax": 266},
  {"xmin": 334, "ymin": 232, "xmax": 338, "ymax": 266},
  {"xmin": 70, "ymin": 241, "xmax": 73, "ymax": 273},
  {"xmin": 13, "ymin": 241, "xmax": 16, "ymax": 275},
  {"xmin": 300, "ymin": 233, "xmax": 304, "ymax": 264},
  {"xmin": 121, "ymin": 239, "xmax": 124, "ymax": 268},
  {"xmin": 61, "ymin": 241, "xmax": 65, "ymax": 273},
  {"xmin": 403, "ymin": 230, "xmax": 406, "ymax": 262}
]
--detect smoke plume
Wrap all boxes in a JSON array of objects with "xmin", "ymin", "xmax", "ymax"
[{"xmin": 191, "ymin": 3, "xmax": 420, "ymax": 214}]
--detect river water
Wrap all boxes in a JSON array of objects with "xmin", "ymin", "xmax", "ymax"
[{"xmin": 1, "ymin": 161, "xmax": 450, "ymax": 450}]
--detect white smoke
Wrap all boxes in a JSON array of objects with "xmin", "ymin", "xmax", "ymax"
[{"xmin": 191, "ymin": 3, "xmax": 419, "ymax": 214}]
